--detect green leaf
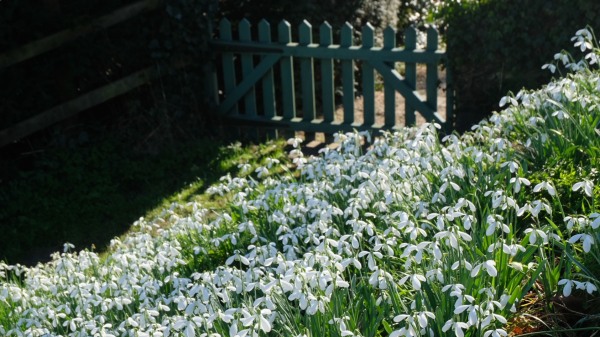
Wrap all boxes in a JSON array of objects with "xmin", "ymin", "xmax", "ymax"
[{"xmin": 382, "ymin": 319, "xmax": 393, "ymax": 335}]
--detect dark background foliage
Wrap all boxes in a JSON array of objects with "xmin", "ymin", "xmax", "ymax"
[
  {"xmin": 218, "ymin": 0, "xmax": 399, "ymax": 31},
  {"xmin": 440, "ymin": 0, "xmax": 600, "ymax": 131}
]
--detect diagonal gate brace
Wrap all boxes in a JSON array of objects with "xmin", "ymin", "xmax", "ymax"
[
  {"xmin": 368, "ymin": 60, "xmax": 446, "ymax": 126},
  {"xmin": 219, "ymin": 54, "xmax": 281, "ymax": 115}
]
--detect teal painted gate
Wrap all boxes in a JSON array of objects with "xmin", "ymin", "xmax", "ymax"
[{"xmin": 208, "ymin": 19, "xmax": 453, "ymax": 138}]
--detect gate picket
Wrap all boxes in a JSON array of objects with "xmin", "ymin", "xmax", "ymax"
[
  {"xmin": 383, "ymin": 27, "xmax": 396, "ymax": 127},
  {"xmin": 299, "ymin": 20, "xmax": 316, "ymax": 141},
  {"xmin": 362, "ymin": 23, "xmax": 376, "ymax": 127},
  {"xmin": 404, "ymin": 27, "xmax": 417, "ymax": 126},
  {"xmin": 219, "ymin": 19, "xmax": 238, "ymax": 115},
  {"xmin": 319, "ymin": 22, "xmax": 335, "ymax": 124},
  {"xmin": 239, "ymin": 19, "xmax": 257, "ymax": 117},
  {"xmin": 426, "ymin": 28, "xmax": 439, "ymax": 115},
  {"xmin": 258, "ymin": 20, "xmax": 276, "ymax": 120},
  {"xmin": 278, "ymin": 21, "xmax": 296, "ymax": 121},
  {"xmin": 341, "ymin": 23, "xmax": 355, "ymax": 126}
]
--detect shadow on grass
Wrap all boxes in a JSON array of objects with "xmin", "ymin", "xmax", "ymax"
[{"xmin": 0, "ymin": 133, "xmax": 254, "ymax": 266}]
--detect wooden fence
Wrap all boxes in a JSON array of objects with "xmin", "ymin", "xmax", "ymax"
[
  {"xmin": 209, "ymin": 18, "xmax": 454, "ymax": 139},
  {"xmin": 0, "ymin": 0, "xmax": 161, "ymax": 148},
  {"xmin": 0, "ymin": 11, "xmax": 455, "ymax": 147}
]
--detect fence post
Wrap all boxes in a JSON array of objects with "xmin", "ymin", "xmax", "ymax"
[
  {"xmin": 362, "ymin": 23, "xmax": 375, "ymax": 127},
  {"xmin": 445, "ymin": 60, "xmax": 454, "ymax": 133},
  {"xmin": 258, "ymin": 19, "xmax": 278, "ymax": 139},
  {"xmin": 299, "ymin": 20, "xmax": 316, "ymax": 142},
  {"xmin": 320, "ymin": 22, "xmax": 335, "ymax": 124},
  {"xmin": 341, "ymin": 22, "xmax": 355, "ymax": 126},
  {"xmin": 426, "ymin": 28, "xmax": 439, "ymax": 119},
  {"xmin": 278, "ymin": 21, "xmax": 296, "ymax": 122},
  {"xmin": 383, "ymin": 27, "xmax": 396, "ymax": 128},
  {"xmin": 320, "ymin": 22, "xmax": 335, "ymax": 143},
  {"xmin": 239, "ymin": 19, "xmax": 257, "ymax": 118},
  {"xmin": 219, "ymin": 18, "xmax": 238, "ymax": 115},
  {"xmin": 404, "ymin": 27, "xmax": 417, "ymax": 126},
  {"xmin": 204, "ymin": 20, "xmax": 219, "ymax": 111}
]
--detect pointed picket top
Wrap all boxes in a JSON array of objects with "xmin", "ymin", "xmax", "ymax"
[
  {"xmin": 426, "ymin": 27, "xmax": 438, "ymax": 51},
  {"xmin": 319, "ymin": 21, "xmax": 333, "ymax": 46},
  {"xmin": 404, "ymin": 26, "xmax": 417, "ymax": 50},
  {"xmin": 383, "ymin": 26, "xmax": 396, "ymax": 49},
  {"xmin": 362, "ymin": 22, "xmax": 374, "ymax": 48},
  {"xmin": 341, "ymin": 22, "xmax": 354, "ymax": 47},
  {"xmin": 239, "ymin": 18, "xmax": 252, "ymax": 41},
  {"xmin": 299, "ymin": 20, "xmax": 313, "ymax": 45},
  {"xmin": 278, "ymin": 20, "xmax": 292, "ymax": 43},
  {"xmin": 258, "ymin": 19, "xmax": 272, "ymax": 42},
  {"xmin": 219, "ymin": 18, "xmax": 232, "ymax": 40}
]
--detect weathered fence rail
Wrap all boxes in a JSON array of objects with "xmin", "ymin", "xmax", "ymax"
[
  {"xmin": 209, "ymin": 18, "xmax": 454, "ymax": 139},
  {"xmin": 0, "ymin": 0, "xmax": 161, "ymax": 148}
]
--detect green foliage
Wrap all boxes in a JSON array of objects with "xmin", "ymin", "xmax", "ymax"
[
  {"xmin": 150, "ymin": 0, "xmax": 219, "ymax": 124},
  {"xmin": 439, "ymin": 0, "xmax": 600, "ymax": 131},
  {"xmin": 218, "ymin": 0, "xmax": 400, "ymax": 32}
]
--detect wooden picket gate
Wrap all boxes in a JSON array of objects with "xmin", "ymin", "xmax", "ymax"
[{"xmin": 208, "ymin": 19, "xmax": 453, "ymax": 140}]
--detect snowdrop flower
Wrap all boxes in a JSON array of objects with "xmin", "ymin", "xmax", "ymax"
[
  {"xmin": 442, "ymin": 319, "xmax": 470, "ymax": 337},
  {"xmin": 483, "ymin": 328, "xmax": 508, "ymax": 337},
  {"xmin": 368, "ymin": 268, "xmax": 391, "ymax": 289},
  {"xmin": 551, "ymin": 109, "xmax": 570, "ymax": 120},
  {"xmin": 573, "ymin": 180, "xmax": 594, "ymax": 197},
  {"xmin": 558, "ymin": 279, "xmax": 576, "ymax": 297},
  {"xmin": 329, "ymin": 316, "xmax": 355, "ymax": 337},
  {"xmin": 399, "ymin": 273, "xmax": 427, "ymax": 291},
  {"xmin": 533, "ymin": 181, "xmax": 556, "ymax": 196},
  {"xmin": 487, "ymin": 241, "xmax": 525, "ymax": 256},
  {"xmin": 586, "ymin": 51, "xmax": 599, "ymax": 65},
  {"xmin": 63, "ymin": 242, "xmax": 75, "ymax": 253},
  {"xmin": 590, "ymin": 213, "xmax": 600, "ymax": 229},
  {"xmin": 434, "ymin": 227, "xmax": 472, "ymax": 249},
  {"xmin": 542, "ymin": 63, "xmax": 557, "ymax": 73},
  {"xmin": 524, "ymin": 228, "xmax": 549, "ymax": 245},
  {"xmin": 485, "ymin": 215, "xmax": 510, "ymax": 236},
  {"xmin": 287, "ymin": 137, "xmax": 303, "ymax": 148},
  {"xmin": 173, "ymin": 319, "xmax": 197, "ymax": 337},
  {"xmin": 509, "ymin": 177, "xmax": 530, "ymax": 193},
  {"xmin": 561, "ymin": 280, "xmax": 599, "ymax": 295},
  {"xmin": 581, "ymin": 281, "xmax": 598, "ymax": 294},
  {"xmin": 240, "ymin": 307, "xmax": 273, "ymax": 333},
  {"xmin": 572, "ymin": 28, "xmax": 594, "ymax": 52},
  {"xmin": 529, "ymin": 200, "xmax": 552, "ymax": 218},
  {"xmin": 358, "ymin": 250, "xmax": 383, "ymax": 271},
  {"xmin": 499, "ymin": 95, "xmax": 518, "ymax": 108},
  {"xmin": 568, "ymin": 233, "xmax": 595, "ymax": 252},
  {"xmin": 558, "ymin": 279, "xmax": 597, "ymax": 297},
  {"xmin": 238, "ymin": 163, "xmax": 252, "ymax": 175},
  {"xmin": 226, "ymin": 250, "xmax": 251, "ymax": 266},
  {"xmin": 470, "ymin": 260, "xmax": 497, "ymax": 277},
  {"xmin": 500, "ymin": 161, "xmax": 519, "ymax": 173},
  {"xmin": 564, "ymin": 215, "xmax": 589, "ymax": 230},
  {"xmin": 255, "ymin": 166, "xmax": 269, "ymax": 178}
]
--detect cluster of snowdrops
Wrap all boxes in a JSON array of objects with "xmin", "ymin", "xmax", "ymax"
[{"xmin": 2, "ymin": 28, "xmax": 600, "ymax": 337}]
